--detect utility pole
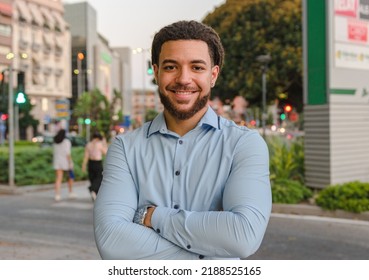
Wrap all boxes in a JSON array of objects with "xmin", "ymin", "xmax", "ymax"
[
  {"xmin": 256, "ymin": 54, "xmax": 271, "ymax": 137},
  {"xmin": 8, "ymin": 62, "xmax": 15, "ymax": 187}
]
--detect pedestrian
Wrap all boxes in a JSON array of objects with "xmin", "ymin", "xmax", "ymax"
[
  {"xmin": 53, "ymin": 129, "xmax": 75, "ymax": 201},
  {"xmin": 94, "ymin": 20, "xmax": 272, "ymax": 260},
  {"xmin": 82, "ymin": 131, "xmax": 107, "ymax": 200}
]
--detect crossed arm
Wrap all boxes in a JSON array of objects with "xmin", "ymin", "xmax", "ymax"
[{"xmin": 94, "ymin": 134, "xmax": 271, "ymax": 260}]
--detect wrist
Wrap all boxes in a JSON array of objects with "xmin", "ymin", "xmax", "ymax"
[
  {"xmin": 133, "ymin": 204, "xmax": 155, "ymax": 227},
  {"xmin": 143, "ymin": 206, "xmax": 155, "ymax": 228}
]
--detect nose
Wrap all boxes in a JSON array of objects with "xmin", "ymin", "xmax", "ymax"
[{"xmin": 175, "ymin": 67, "xmax": 192, "ymax": 85}]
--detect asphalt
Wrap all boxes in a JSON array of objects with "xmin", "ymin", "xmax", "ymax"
[{"xmin": 1, "ymin": 181, "xmax": 369, "ymax": 222}]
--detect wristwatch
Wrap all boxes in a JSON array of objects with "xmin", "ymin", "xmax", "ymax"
[{"xmin": 133, "ymin": 204, "xmax": 154, "ymax": 226}]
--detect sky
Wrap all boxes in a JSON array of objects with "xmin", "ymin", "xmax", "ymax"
[{"xmin": 62, "ymin": 0, "xmax": 226, "ymax": 89}]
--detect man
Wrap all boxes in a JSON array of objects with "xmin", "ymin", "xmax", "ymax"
[{"xmin": 94, "ymin": 20, "xmax": 271, "ymax": 260}]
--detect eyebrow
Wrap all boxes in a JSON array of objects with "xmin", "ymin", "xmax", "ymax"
[{"xmin": 161, "ymin": 59, "xmax": 208, "ymax": 65}]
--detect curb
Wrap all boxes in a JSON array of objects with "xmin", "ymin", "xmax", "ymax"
[
  {"xmin": 0, "ymin": 181, "xmax": 89, "ymax": 194},
  {"xmin": 272, "ymin": 203, "xmax": 369, "ymax": 222},
  {"xmin": 1, "ymin": 182, "xmax": 369, "ymax": 222}
]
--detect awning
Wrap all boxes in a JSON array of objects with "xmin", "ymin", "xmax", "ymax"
[
  {"xmin": 39, "ymin": 6, "xmax": 54, "ymax": 30},
  {"xmin": 31, "ymin": 52, "xmax": 42, "ymax": 63},
  {"xmin": 55, "ymin": 35, "xmax": 65, "ymax": 48},
  {"xmin": 28, "ymin": 3, "xmax": 43, "ymax": 27},
  {"xmin": 52, "ymin": 10, "xmax": 66, "ymax": 32},
  {"xmin": 0, "ymin": 3, "xmax": 12, "ymax": 17},
  {"xmin": 32, "ymin": 73, "xmax": 43, "ymax": 85},
  {"xmin": 15, "ymin": 0, "xmax": 32, "ymax": 23},
  {"xmin": 43, "ymin": 33, "xmax": 54, "ymax": 47}
]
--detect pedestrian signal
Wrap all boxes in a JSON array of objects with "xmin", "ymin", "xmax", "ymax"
[{"xmin": 147, "ymin": 60, "xmax": 153, "ymax": 75}]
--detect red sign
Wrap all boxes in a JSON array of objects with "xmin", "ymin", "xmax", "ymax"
[
  {"xmin": 348, "ymin": 20, "xmax": 368, "ymax": 42},
  {"xmin": 335, "ymin": 0, "xmax": 358, "ymax": 17}
]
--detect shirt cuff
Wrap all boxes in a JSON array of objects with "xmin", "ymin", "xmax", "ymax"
[{"xmin": 150, "ymin": 206, "xmax": 179, "ymax": 236}]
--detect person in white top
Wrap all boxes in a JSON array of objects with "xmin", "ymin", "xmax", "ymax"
[
  {"xmin": 82, "ymin": 131, "xmax": 107, "ymax": 200},
  {"xmin": 53, "ymin": 129, "xmax": 75, "ymax": 201}
]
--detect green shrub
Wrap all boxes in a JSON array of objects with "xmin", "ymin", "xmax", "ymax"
[
  {"xmin": 271, "ymin": 178, "xmax": 313, "ymax": 204},
  {"xmin": 315, "ymin": 181, "xmax": 369, "ymax": 213},
  {"xmin": 267, "ymin": 136, "xmax": 304, "ymax": 183},
  {"xmin": 0, "ymin": 146, "xmax": 87, "ymax": 186}
]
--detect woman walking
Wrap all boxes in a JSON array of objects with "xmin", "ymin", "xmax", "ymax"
[
  {"xmin": 53, "ymin": 129, "xmax": 75, "ymax": 201},
  {"xmin": 82, "ymin": 131, "xmax": 107, "ymax": 200}
]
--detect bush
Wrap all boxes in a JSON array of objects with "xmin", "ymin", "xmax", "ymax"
[
  {"xmin": 0, "ymin": 145, "xmax": 87, "ymax": 186},
  {"xmin": 267, "ymin": 136, "xmax": 304, "ymax": 183},
  {"xmin": 271, "ymin": 178, "xmax": 313, "ymax": 204},
  {"xmin": 315, "ymin": 181, "xmax": 369, "ymax": 213}
]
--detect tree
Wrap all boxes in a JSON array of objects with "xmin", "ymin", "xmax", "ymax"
[
  {"xmin": 203, "ymin": 0, "xmax": 303, "ymax": 112},
  {"xmin": 0, "ymin": 78, "xmax": 39, "ymax": 139},
  {"xmin": 72, "ymin": 88, "xmax": 122, "ymax": 141}
]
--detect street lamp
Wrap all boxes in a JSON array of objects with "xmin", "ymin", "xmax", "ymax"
[
  {"xmin": 132, "ymin": 48, "xmax": 151, "ymax": 124},
  {"xmin": 256, "ymin": 54, "xmax": 271, "ymax": 137},
  {"xmin": 5, "ymin": 52, "xmax": 15, "ymax": 187},
  {"xmin": 76, "ymin": 52, "xmax": 84, "ymax": 98}
]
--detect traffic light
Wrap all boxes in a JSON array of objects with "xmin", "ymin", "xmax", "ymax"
[
  {"xmin": 284, "ymin": 104, "xmax": 292, "ymax": 113},
  {"xmin": 0, "ymin": 113, "xmax": 8, "ymax": 121},
  {"xmin": 147, "ymin": 60, "xmax": 153, "ymax": 75},
  {"xmin": 280, "ymin": 113, "xmax": 286, "ymax": 121},
  {"xmin": 16, "ymin": 71, "xmax": 26, "ymax": 104}
]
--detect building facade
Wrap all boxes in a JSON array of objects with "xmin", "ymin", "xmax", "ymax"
[
  {"xmin": 0, "ymin": 0, "xmax": 12, "ymax": 76},
  {"xmin": 12, "ymin": 0, "xmax": 71, "ymax": 134}
]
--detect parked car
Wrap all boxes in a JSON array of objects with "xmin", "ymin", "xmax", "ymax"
[{"xmin": 32, "ymin": 133, "xmax": 86, "ymax": 147}]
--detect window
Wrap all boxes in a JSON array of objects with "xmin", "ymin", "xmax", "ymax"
[{"xmin": 0, "ymin": 24, "xmax": 11, "ymax": 37}]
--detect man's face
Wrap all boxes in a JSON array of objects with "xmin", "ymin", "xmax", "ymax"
[{"xmin": 153, "ymin": 40, "xmax": 219, "ymax": 120}]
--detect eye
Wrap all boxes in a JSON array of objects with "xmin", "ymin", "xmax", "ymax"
[
  {"xmin": 192, "ymin": 65, "xmax": 205, "ymax": 72},
  {"xmin": 163, "ymin": 65, "xmax": 176, "ymax": 71}
]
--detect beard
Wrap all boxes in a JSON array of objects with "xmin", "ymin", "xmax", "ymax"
[{"xmin": 159, "ymin": 90, "xmax": 210, "ymax": 120}]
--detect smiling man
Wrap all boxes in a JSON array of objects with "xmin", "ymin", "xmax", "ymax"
[{"xmin": 94, "ymin": 20, "xmax": 272, "ymax": 260}]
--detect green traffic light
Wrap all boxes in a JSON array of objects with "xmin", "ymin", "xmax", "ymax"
[
  {"xmin": 84, "ymin": 118, "xmax": 91, "ymax": 125},
  {"xmin": 16, "ymin": 92, "xmax": 26, "ymax": 104},
  {"xmin": 147, "ymin": 68, "xmax": 154, "ymax": 75},
  {"xmin": 280, "ymin": 113, "xmax": 286, "ymax": 120}
]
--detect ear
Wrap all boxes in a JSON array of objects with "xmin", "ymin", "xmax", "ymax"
[
  {"xmin": 211, "ymin": 65, "xmax": 220, "ymax": 87},
  {"xmin": 153, "ymin": 64, "xmax": 159, "ymax": 83}
]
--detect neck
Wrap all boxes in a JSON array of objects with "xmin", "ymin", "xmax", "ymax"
[{"xmin": 164, "ymin": 107, "xmax": 207, "ymax": 136}]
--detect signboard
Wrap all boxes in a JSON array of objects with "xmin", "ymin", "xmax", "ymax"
[
  {"xmin": 55, "ymin": 99, "xmax": 70, "ymax": 120},
  {"xmin": 330, "ymin": 0, "xmax": 369, "ymax": 103}
]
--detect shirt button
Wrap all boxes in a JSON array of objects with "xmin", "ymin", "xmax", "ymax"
[
  {"xmin": 174, "ymin": 205, "xmax": 179, "ymax": 209},
  {"xmin": 156, "ymin": 229, "xmax": 160, "ymax": 233},
  {"xmin": 187, "ymin": 245, "xmax": 191, "ymax": 249},
  {"xmin": 179, "ymin": 140, "xmax": 183, "ymax": 144},
  {"xmin": 175, "ymin": 170, "xmax": 180, "ymax": 176},
  {"xmin": 199, "ymin": 255, "xmax": 204, "ymax": 259}
]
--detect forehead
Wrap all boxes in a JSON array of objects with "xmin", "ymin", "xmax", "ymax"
[{"xmin": 159, "ymin": 40, "xmax": 211, "ymax": 64}]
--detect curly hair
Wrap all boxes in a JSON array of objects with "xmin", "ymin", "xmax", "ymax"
[{"xmin": 151, "ymin": 20, "xmax": 225, "ymax": 70}]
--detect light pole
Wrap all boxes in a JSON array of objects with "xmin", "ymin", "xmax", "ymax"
[
  {"xmin": 132, "ymin": 48, "xmax": 150, "ymax": 124},
  {"xmin": 75, "ymin": 52, "xmax": 84, "ymax": 135},
  {"xmin": 256, "ymin": 54, "xmax": 271, "ymax": 137},
  {"xmin": 6, "ymin": 53, "xmax": 15, "ymax": 187}
]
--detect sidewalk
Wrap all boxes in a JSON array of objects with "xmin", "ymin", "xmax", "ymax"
[{"xmin": 1, "ymin": 181, "xmax": 369, "ymax": 222}]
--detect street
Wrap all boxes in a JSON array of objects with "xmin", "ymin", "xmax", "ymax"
[
  {"xmin": 0, "ymin": 182, "xmax": 100, "ymax": 259},
  {"xmin": 0, "ymin": 183, "xmax": 369, "ymax": 260}
]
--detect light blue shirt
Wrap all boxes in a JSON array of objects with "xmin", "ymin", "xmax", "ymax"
[{"xmin": 94, "ymin": 107, "xmax": 272, "ymax": 260}]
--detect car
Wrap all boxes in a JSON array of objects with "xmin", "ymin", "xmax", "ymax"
[{"xmin": 32, "ymin": 133, "xmax": 87, "ymax": 147}]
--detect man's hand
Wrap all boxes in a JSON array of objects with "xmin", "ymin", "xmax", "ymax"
[{"xmin": 133, "ymin": 205, "xmax": 155, "ymax": 228}]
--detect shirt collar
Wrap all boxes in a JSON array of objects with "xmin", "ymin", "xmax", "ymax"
[{"xmin": 147, "ymin": 106, "xmax": 220, "ymax": 138}]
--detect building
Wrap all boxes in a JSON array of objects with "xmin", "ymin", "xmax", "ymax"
[
  {"xmin": 0, "ymin": 0, "xmax": 12, "ymax": 76},
  {"xmin": 12, "ymin": 0, "xmax": 71, "ymax": 135},
  {"xmin": 64, "ymin": 1, "xmax": 132, "ymax": 130}
]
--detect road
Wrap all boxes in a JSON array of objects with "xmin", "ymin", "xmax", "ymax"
[
  {"xmin": 0, "ymin": 183, "xmax": 368, "ymax": 260},
  {"xmin": 0, "ymin": 182, "xmax": 100, "ymax": 259}
]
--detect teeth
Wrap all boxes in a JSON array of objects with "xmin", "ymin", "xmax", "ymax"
[{"xmin": 175, "ymin": 91, "xmax": 193, "ymax": 95}]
